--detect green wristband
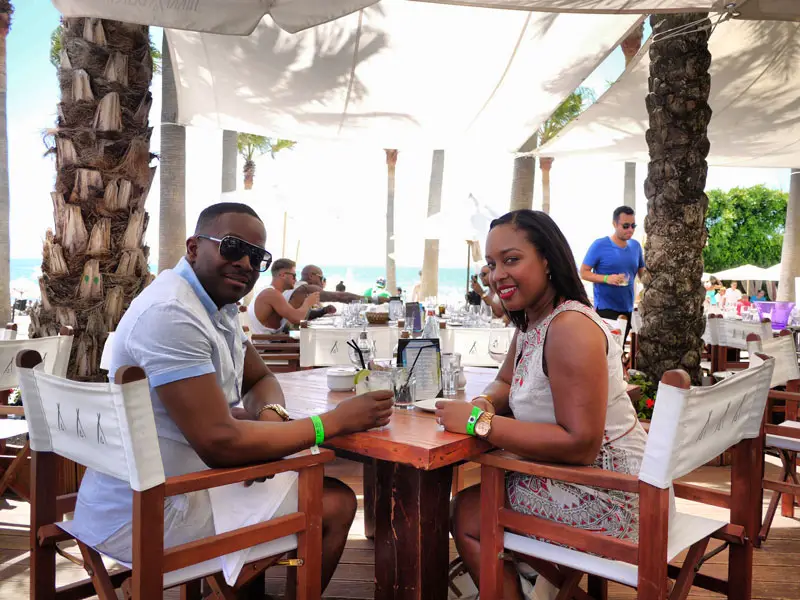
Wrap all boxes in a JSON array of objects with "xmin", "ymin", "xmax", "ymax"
[
  {"xmin": 466, "ymin": 406, "xmax": 484, "ymax": 436},
  {"xmin": 603, "ymin": 274, "xmax": 609, "ymax": 284},
  {"xmin": 310, "ymin": 415, "xmax": 325, "ymax": 446}
]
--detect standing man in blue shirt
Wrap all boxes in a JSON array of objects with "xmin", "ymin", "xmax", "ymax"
[{"xmin": 580, "ymin": 206, "xmax": 646, "ymax": 345}]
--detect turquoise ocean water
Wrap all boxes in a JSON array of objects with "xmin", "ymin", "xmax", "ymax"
[{"xmin": 10, "ymin": 259, "xmax": 474, "ymax": 302}]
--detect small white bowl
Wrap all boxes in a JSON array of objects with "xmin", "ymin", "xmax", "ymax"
[{"xmin": 327, "ymin": 367, "xmax": 357, "ymax": 392}]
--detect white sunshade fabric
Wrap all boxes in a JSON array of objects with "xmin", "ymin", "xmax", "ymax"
[
  {"xmin": 410, "ymin": 0, "xmax": 800, "ymax": 21},
  {"xmin": 166, "ymin": 2, "xmax": 641, "ymax": 150},
  {"xmin": 537, "ymin": 18, "xmax": 800, "ymax": 168},
  {"xmin": 51, "ymin": 0, "xmax": 381, "ymax": 35},
  {"xmin": 711, "ymin": 264, "xmax": 777, "ymax": 281}
]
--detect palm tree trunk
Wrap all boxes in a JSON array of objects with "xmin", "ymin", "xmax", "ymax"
[
  {"xmin": 221, "ymin": 130, "xmax": 237, "ymax": 193},
  {"xmin": 243, "ymin": 160, "xmax": 255, "ymax": 190},
  {"xmin": 158, "ymin": 32, "xmax": 185, "ymax": 273},
  {"xmin": 0, "ymin": 4, "xmax": 11, "ymax": 325},
  {"xmin": 385, "ymin": 149, "xmax": 398, "ymax": 294},
  {"xmin": 621, "ymin": 23, "xmax": 644, "ymax": 212},
  {"xmin": 31, "ymin": 18, "xmax": 154, "ymax": 381},
  {"xmin": 509, "ymin": 155, "xmax": 535, "ymax": 212},
  {"xmin": 637, "ymin": 13, "xmax": 712, "ymax": 385},
  {"xmin": 778, "ymin": 168, "xmax": 800, "ymax": 301},
  {"xmin": 422, "ymin": 150, "xmax": 445, "ymax": 299},
  {"xmin": 539, "ymin": 157, "xmax": 553, "ymax": 214}
]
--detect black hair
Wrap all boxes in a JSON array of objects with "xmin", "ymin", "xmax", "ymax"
[
  {"xmin": 270, "ymin": 258, "xmax": 295, "ymax": 276},
  {"xmin": 612, "ymin": 205, "xmax": 635, "ymax": 222},
  {"xmin": 489, "ymin": 210, "xmax": 591, "ymax": 331},
  {"xmin": 195, "ymin": 202, "xmax": 262, "ymax": 233}
]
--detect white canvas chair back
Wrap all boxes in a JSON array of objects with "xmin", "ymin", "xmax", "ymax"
[
  {"xmin": 0, "ymin": 334, "xmax": 73, "ymax": 390},
  {"xmin": 99, "ymin": 331, "xmax": 115, "ymax": 371},
  {"xmin": 17, "ymin": 363, "xmax": 164, "ymax": 492},
  {"xmin": 0, "ymin": 326, "xmax": 18, "ymax": 341},
  {"xmin": 639, "ymin": 357, "xmax": 774, "ymax": 489},
  {"xmin": 747, "ymin": 334, "xmax": 800, "ymax": 389},
  {"xmin": 716, "ymin": 318, "xmax": 773, "ymax": 351}
]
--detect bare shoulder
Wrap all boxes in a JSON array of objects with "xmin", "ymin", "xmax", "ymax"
[{"xmin": 547, "ymin": 309, "xmax": 605, "ymax": 348}]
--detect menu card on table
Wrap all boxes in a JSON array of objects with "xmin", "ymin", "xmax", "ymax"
[{"xmin": 397, "ymin": 338, "xmax": 442, "ymax": 399}]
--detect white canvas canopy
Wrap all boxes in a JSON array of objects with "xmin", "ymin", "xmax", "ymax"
[
  {"xmin": 711, "ymin": 264, "xmax": 776, "ymax": 281},
  {"xmin": 164, "ymin": 3, "xmax": 641, "ymax": 149},
  {"xmin": 537, "ymin": 18, "xmax": 800, "ymax": 168},
  {"xmin": 52, "ymin": 0, "xmax": 800, "ymax": 34},
  {"xmin": 417, "ymin": 1, "xmax": 800, "ymax": 21},
  {"xmin": 51, "ymin": 0, "xmax": 380, "ymax": 35}
]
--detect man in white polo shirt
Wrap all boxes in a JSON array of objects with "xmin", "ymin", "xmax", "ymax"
[{"xmin": 70, "ymin": 202, "xmax": 393, "ymax": 593}]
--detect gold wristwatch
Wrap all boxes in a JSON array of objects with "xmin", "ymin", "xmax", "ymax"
[
  {"xmin": 474, "ymin": 411, "xmax": 494, "ymax": 439},
  {"xmin": 256, "ymin": 404, "xmax": 290, "ymax": 422}
]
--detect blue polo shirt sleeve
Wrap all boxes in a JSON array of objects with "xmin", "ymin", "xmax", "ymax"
[
  {"xmin": 125, "ymin": 302, "xmax": 216, "ymax": 388},
  {"xmin": 583, "ymin": 239, "xmax": 602, "ymax": 269}
]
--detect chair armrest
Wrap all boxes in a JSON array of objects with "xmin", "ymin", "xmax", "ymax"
[
  {"xmin": 164, "ymin": 448, "xmax": 335, "ymax": 497},
  {"xmin": 765, "ymin": 424, "xmax": 800, "ymax": 441},
  {"xmin": 0, "ymin": 405, "xmax": 24, "ymax": 416},
  {"xmin": 767, "ymin": 390, "xmax": 800, "ymax": 403},
  {"xmin": 476, "ymin": 450, "xmax": 639, "ymax": 494}
]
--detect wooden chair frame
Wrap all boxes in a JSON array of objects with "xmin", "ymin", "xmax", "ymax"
[
  {"xmin": 479, "ymin": 370, "xmax": 765, "ymax": 600},
  {"xmin": 252, "ymin": 333, "xmax": 301, "ymax": 373},
  {"xmin": 748, "ymin": 331, "xmax": 800, "ymax": 544},
  {"xmin": 0, "ymin": 325, "xmax": 72, "ymax": 504},
  {"xmin": 23, "ymin": 351, "xmax": 333, "ymax": 600}
]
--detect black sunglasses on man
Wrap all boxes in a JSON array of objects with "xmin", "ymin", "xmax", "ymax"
[{"xmin": 196, "ymin": 235, "xmax": 273, "ymax": 272}]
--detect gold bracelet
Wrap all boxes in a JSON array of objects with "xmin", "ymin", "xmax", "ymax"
[
  {"xmin": 472, "ymin": 394, "xmax": 493, "ymax": 406},
  {"xmin": 255, "ymin": 404, "xmax": 290, "ymax": 421}
]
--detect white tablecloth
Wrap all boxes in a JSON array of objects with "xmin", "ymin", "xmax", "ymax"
[{"xmin": 299, "ymin": 326, "xmax": 515, "ymax": 368}]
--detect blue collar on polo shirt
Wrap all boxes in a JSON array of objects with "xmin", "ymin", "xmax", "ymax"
[{"xmin": 173, "ymin": 257, "xmax": 239, "ymax": 319}]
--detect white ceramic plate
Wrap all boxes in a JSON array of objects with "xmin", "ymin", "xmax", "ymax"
[{"xmin": 413, "ymin": 398, "xmax": 449, "ymax": 412}]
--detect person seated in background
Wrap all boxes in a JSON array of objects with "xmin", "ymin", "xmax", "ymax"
[
  {"xmin": 364, "ymin": 277, "xmax": 391, "ymax": 302},
  {"xmin": 468, "ymin": 265, "xmax": 505, "ymax": 318},
  {"xmin": 289, "ymin": 265, "xmax": 377, "ymax": 311},
  {"xmin": 726, "ymin": 281, "xmax": 743, "ymax": 306},
  {"xmin": 411, "ymin": 270, "xmax": 423, "ymax": 302},
  {"xmin": 250, "ymin": 258, "xmax": 328, "ymax": 334},
  {"xmin": 69, "ymin": 202, "xmax": 393, "ymax": 594},
  {"xmin": 750, "ymin": 288, "xmax": 768, "ymax": 302},
  {"xmin": 335, "ymin": 281, "xmax": 346, "ymax": 292},
  {"xmin": 440, "ymin": 210, "xmax": 647, "ymax": 600}
]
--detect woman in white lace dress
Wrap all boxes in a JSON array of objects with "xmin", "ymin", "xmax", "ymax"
[{"xmin": 437, "ymin": 210, "xmax": 647, "ymax": 600}]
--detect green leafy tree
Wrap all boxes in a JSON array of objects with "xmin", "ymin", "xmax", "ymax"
[
  {"xmin": 237, "ymin": 133, "xmax": 295, "ymax": 190},
  {"xmin": 703, "ymin": 185, "xmax": 787, "ymax": 273},
  {"xmin": 538, "ymin": 87, "xmax": 595, "ymax": 214}
]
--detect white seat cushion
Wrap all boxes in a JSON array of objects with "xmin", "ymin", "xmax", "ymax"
[
  {"xmin": 766, "ymin": 420, "xmax": 800, "ymax": 452},
  {"xmin": 57, "ymin": 520, "xmax": 297, "ymax": 589},
  {"xmin": 0, "ymin": 419, "xmax": 28, "ymax": 441},
  {"xmin": 503, "ymin": 511, "xmax": 725, "ymax": 588}
]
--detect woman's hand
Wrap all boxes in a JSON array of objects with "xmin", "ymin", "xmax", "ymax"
[
  {"xmin": 471, "ymin": 397, "xmax": 495, "ymax": 414},
  {"xmin": 435, "ymin": 400, "xmax": 480, "ymax": 435}
]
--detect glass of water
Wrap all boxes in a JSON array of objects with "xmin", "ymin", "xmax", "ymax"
[
  {"xmin": 391, "ymin": 367, "xmax": 414, "ymax": 409},
  {"xmin": 441, "ymin": 354, "xmax": 458, "ymax": 398}
]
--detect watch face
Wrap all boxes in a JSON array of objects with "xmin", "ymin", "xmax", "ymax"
[{"xmin": 475, "ymin": 420, "xmax": 490, "ymax": 437}]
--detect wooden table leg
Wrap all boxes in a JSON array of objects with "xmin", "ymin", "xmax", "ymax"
[
  {"xmin": 363, "ymin": 459, "xmax": 376, "ymax": 540},
  {"xmin": 374, "ymin": 460, "xmax": 453, "ymax": 600}
]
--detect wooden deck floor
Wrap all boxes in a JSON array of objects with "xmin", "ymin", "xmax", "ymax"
[{"xmin": 1, "ymin": 455, "xmax": 799, "ymax": 599}]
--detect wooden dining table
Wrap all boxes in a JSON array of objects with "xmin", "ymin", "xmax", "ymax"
[
  {"xmin": 277, "ymin": 367, "xmax": 643, "ymax": 600},
  {"xmin": 277, "ymin": 366, "xmax": 496, "ymax": 600}
]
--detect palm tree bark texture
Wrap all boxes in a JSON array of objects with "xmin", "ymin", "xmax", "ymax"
[
  {"xmin": 31, "ymin": 18, "xmax": 154, "ymax": 381},
  {"xmin": 638, "ymin": 13, "xmax": 712, "ymax": 385}
]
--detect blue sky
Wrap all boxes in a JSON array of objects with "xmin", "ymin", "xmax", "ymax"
[{"xmin": 6, "ymin": 3, "xmax": 791, "ymax": 267}]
